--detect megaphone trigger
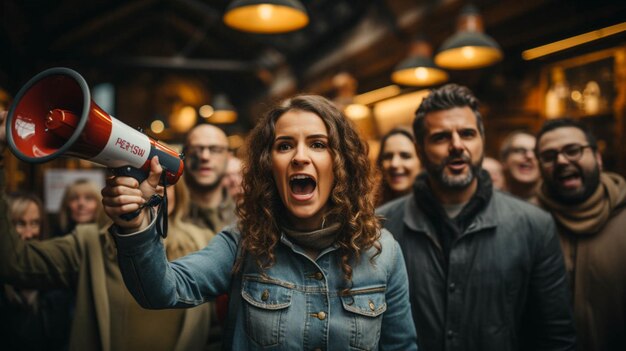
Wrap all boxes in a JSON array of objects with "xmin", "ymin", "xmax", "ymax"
[{"xmin": 111, "ymin": 165, "xmax": 149, "ymax": 184}]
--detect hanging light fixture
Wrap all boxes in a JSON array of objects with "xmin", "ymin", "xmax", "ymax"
[
  {"xmin": 223, "ymin": 0, "xmax": 309, "ymax": 34},
  {"xmin": 434, "ymin": 4, "xmax": 502, "ymax": 70},
  {"xmin": 209, "ymin": 94, "xmax": 238, "ymax": 124},
  {"xmin": 392, "ymin": 37, "xmax": 448, "ymax": 87}
]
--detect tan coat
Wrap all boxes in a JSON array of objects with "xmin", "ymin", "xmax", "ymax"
[
  {"xmin": 539, "ymin": 172, "xmax": 626, "ymax": 351},
  {"xmin": 0, "ymin": 174, "xmax": 211, "ymax": 351},
  {"xmin": 558, "ymin": 205, "xmax": 626, "ymax": 351}
]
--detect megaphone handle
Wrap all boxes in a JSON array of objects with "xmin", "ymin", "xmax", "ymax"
[
  {"xmin": 119, "ymin": 194, "xmax": 162, "ymax": 221},
  {"xmin": 111, "ymin": 165, "xmax": 169, "ymax": 238},
  {"xmin": 111, "ymin": 166, "xmax": 146, "ymax": 220},
  {"xmin": 111, "ymin": 166, "xmax": 148, "ymax": 184}
]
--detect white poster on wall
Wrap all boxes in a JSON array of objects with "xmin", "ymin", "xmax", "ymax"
[{"xmin": 44, "ymin": 169, "xmax": 106, "ymax": 213}]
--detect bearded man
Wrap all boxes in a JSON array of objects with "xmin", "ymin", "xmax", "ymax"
[
  {"xmin": 183, "ymin": 124, "xmax": 237, "ymax": 233},
  {"xmin": 377, "ymin": 84, "xmax": 575, "ymax": 351},
  {"xmin": 536, "ymin": 118, "xmax": 626, "ymax": 351}
]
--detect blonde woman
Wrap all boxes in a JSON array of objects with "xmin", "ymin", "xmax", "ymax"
[{"xmin": 57, "ymin": 179, "xmax": 108, "ymax": 235}]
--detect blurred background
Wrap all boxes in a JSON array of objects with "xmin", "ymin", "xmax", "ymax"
[{"xmin": 1, "ymin": 0, "xmax": 625, "ymax": 196}]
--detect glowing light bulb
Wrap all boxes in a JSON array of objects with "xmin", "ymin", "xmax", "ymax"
[
  {"xmin": 199, "ymin": 105, "xmax": 214, "ymax": 118},
  {"xmin": 151, "ymin": 120, "xmax": 165, "ymax": 134},
  {"xmin": 414, "ymin": 67, "xmax": 429, "ymax": 81},
  {"xmin": 461, "ymin": 47, "xmax": 476, "ymax": 59},
  {"xmin": 258, "ymin": 4, "xmax": 274, "ymax": 21}
]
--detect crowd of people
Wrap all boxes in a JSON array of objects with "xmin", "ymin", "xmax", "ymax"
[{"xmin": 0, "ymin": 82, "xmax": 624, "ymax": 351}]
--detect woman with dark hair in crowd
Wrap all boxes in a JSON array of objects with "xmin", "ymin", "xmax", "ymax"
[
  {"xmin": 375, "ymin": 127, "xmax": 421, "ymax": 206},
  {"xmin": 102, "ymin": 95, "xmax": 417, "ymax": 350}
]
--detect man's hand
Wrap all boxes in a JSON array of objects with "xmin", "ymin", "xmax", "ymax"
[{"xmin": 102, "ymin": 156, "xmax": 164, "ymax": 233}]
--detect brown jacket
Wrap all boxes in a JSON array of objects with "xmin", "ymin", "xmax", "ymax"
[
  {"xmin": 186, "ymin": 188, "xmax": 237, "ymax": 234},
  {"xmin": 539, "ymin": 172, "xmax": 626, "ymax": 351},
  {"xmin": 0, "ymin": 174, "xmax": 211, "ymax": 351}
]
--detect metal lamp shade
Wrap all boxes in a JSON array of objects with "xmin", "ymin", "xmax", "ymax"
[
  {"xmin": 224, "ymin": 0, "xmax": 309, "ymax": 34},
  {"xmin": 434, "ymin": 31, "xmax": 502, "ymax": 70},
  {"xmin": 210, "ymin": 94, "xmax": 237, "ymax": 124},
  {"xmin": 392, "ymin": 56, "xmax": 449, "ymax": 86}
]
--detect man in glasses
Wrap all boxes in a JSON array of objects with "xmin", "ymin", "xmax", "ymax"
[
  {"xmin": 183, "ymin": 123, "xmax": 237, "ymax": 233},
  {"xmin": 183, "ymin": 123, "xmax": 238, "ymax": 350},
  {"xmin": 499, "ymin": 131, "xmax": 541, "ymax": 204},
  {"xmin": 378, "ymin": 84, "xmax": 575, "ymax": 351},
  {"xmin": 536, "ymin": 118, "xmax": 626, "ymax": 351}
]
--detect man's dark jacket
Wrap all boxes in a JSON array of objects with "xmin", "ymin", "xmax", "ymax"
[{"xmin": 377, "ymin": 187, "xmax": 576, "ymax": 351}]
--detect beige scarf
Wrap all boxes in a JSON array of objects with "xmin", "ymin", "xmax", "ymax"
[{"xmin": 538, "ymin": 172, "xmax": 626, "ymax": 235}]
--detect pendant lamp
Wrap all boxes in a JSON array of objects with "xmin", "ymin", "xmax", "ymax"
[
  {"xmin": 392, "ymin": 38, "xmax": 448, "ymax": 87},
  {"xmin": 210, "ymin": 94, "xmax": 238, "ymax": 124},
  {"xmin": 434, "ymin": 4, "xmax": 502, "ymax": 70},
  {"xmin": 223, "ymin": 0, "xmax": 309, "ymax": 34}
]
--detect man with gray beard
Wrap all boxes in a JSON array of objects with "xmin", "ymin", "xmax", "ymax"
[{"xmin": 377, "ymin": 84, "xmax": 575, "ymax": 351}]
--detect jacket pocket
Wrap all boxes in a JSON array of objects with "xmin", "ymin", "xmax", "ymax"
[
  {"xmin": 341, "ymin": 286, "xmax": 387, "ymax": 351},
  {"xmin": 241, "ymin": 277, "xmax": 293, "ymax": 347}
]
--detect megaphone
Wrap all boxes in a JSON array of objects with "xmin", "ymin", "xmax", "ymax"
[{"xmin": 5, "ymin": 67, "xmax": 184, "ymax": 185}]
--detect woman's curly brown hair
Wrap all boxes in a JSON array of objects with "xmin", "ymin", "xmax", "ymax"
[{"xmin": 235, "ymin": 95, "xmax": 381, "ymax": 291}]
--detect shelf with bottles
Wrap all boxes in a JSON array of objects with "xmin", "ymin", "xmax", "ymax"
[
  {"xmin": 539, "ymin": 45, "xmax": 626, "ymax": 175},
  {"xmin": 542, "ymin": 52, "xmax": 617, "ymax": 120}
]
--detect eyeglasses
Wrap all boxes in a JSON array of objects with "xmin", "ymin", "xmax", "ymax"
[
  {"xmin": 185, "ymin": 145, "xmax": 229, "ymax": 155},
  {"xmin": 538, "ymin": 144, "xmax": 592, "ymax": 165}
]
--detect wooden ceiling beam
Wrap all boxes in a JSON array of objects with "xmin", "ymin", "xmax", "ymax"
[{"xmin": 51, "ymin": 0, "xmax": 158, "ymax": 50}]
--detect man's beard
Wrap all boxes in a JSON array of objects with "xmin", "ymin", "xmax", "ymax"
[
  {"xmin": 424, "ymin": 151, "xmax": 482, "ymax": 190},
  {"xmin": 184, "ymin": 171, "xmax": 224, "ymax": 193},
  {"xmin": 544, "ymin": 163, "xmax": 600, "ymax": 205}
]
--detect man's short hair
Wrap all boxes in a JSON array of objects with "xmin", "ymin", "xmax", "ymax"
[
  {"xmin": 499, "ymin": 130, "xmax": 535, "ymax": 161},
  {"xmin": 535, "ymin": 118, "xmax": 598, "ymax": 155},
  {"xmin": 413, "ymin": 84, "xmax": 484, "ymax": 147}
]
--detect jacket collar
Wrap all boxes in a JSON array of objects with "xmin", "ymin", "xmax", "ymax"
[{"xmin": 403, "ymin": 188, "xmax": 499, "ymax": 236}]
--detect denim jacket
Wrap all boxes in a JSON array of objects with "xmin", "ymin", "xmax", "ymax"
[{"xmin": 113, "ymin": 220, "xmax": 417, "ymax": 351}]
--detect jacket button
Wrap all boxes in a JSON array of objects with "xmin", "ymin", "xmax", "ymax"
[
  {"xmin": 314, "ymin": 272, "xmax": 324, "ymax": 280},
  {"xmin": 447, "ymin": 330, "xmax": 454, "ymax": 339},
  {"xmin": 448, "ymin": 282, "xmax": 456, "ymax": 292},
  {"xmin": 368, "ymin": 299, "xmax": 376, "ymax": 311},
  {"xmin": 317, "ymin": 311, "xmax": 327, "ymax": 320},
  {"xmin": 261, "ymin": 289, "xmax": 269, "ymax": 301}
]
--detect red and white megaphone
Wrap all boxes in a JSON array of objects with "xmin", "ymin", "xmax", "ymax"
[{"xmin": 5, "ymin": 67, "xmax": 184, "ymax": 185}]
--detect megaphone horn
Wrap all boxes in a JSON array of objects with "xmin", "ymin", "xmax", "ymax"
[{"xmin": 6, "ymin": 67, "xmax": 184, "ymax": 185}]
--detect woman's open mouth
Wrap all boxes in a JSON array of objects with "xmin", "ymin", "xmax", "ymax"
[{"xmin": 290, "ymin": 174, "xmax": 317, "ymax": 201}]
